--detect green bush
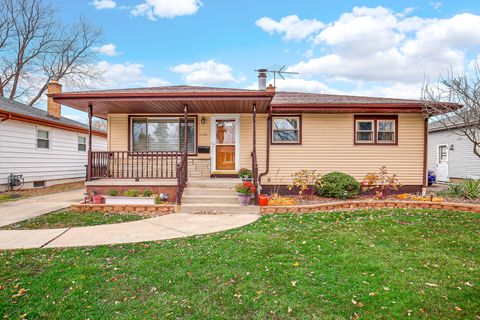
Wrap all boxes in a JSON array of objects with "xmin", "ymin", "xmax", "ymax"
[
  {"xmin": 142, "ymin": 189, "xmax": 153, "ymax": 197},
  {"xmin": 316, "ymin": 172, "xmax": 360, "ymax": 199},
  {"xmin": 437, "ymin": 179, "xmax": 480, "ymax": 199},
  {"xmin": 107, "ymin": 189, "xmax": 119, "ymax": 197},
  {"xmin": 123, "ymin": 189, "xmax": 141, "ymax": 197}
]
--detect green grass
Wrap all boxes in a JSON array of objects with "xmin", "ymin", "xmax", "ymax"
[
  {"xmin": 1, "ymin": 209, "xmax": 479, "ymax": 319},
  {"xmin": 0, "ymin": 210, "xmax": 143, "ymax": 230},
  {"xmin": 0, "ymin": 194, "xmax": 24, "ymax": 204}
]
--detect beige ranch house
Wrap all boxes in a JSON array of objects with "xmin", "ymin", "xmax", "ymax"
[{"xmin": 49, "ymin": 77, "xmax": 451, "ymax": 211}]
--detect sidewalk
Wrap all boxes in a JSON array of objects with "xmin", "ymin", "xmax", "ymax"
[
  {"xmin": 0, "ymin": 189, "xmax": 84, "ymax": 227},
  {"xmin": 0, "ymin": 213, "xmax": 260, "ymax": 250}
]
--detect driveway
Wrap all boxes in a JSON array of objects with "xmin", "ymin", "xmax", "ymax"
[
  {"xmin": 0, "ymin": 213, "xmax": 260, "ymax": 250},
  {"xmin": 0, "ymin": 189, "xmax": 84, "ymax": 227}
]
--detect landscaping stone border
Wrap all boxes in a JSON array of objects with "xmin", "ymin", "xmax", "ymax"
[
  {"xmin": 260, "ymin": 200, "xmax": 480, "ymax": 214},
  {"xmin": 71, "ymin": 204, "xmax": 175, "ymax": 217}
]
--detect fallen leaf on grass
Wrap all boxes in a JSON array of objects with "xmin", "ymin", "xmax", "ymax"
[
  {"xmin": 11, "ymin": 288, "xmax": 27, "ymax": 298},
  {"xmin": 454, "ymin": 306, "xmax": 462, "ymax": 311},
  {"xmin": 425, "ymin": 283, "xmax": 438, "ymax": 287}
]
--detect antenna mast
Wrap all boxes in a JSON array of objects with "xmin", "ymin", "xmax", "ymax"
[{"xmin": 255, "ymin": 65, "xmax": 299, "ymax": 87}]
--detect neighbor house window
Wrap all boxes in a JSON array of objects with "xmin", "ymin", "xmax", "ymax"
[
  {"xmin": 272, "ymin": 116, "xmax": 301, "ymax": 144},
  {"xmin": 131, "ymin": 117, "xmax": 196, "ymax": 154},
  {"xmin": 78, "ymin": 136, "xmax": 87, "ymax": 151},
  {"xmin": 354, "ymin": 115, "xmax": 398, "ymax": 145},
  {"xmin": 37, "ymin": 129, "xmax": 50, "ymax": 149}
]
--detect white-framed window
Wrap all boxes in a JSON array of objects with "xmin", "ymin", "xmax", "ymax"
[
  {"xmin": 36, "ymin": 129, "xmax": 50, "ymax": 149},
  {"xmin": 377, "ymin": 120, "xmax": 396, "ymax": 143},
  {"xmin": 78, "ymin": 136, "xmax": 87, "ymax": 151},
  {"xmin": 354, "ymin": 116, "xmax": 398, "ymax": 145},
  {"xmin": 355, "ymin": 120, "xmax": 374, "ymax": 143},
  {"xmin": 131, "ymin": 117, "xmax": 197, "ymax": 154},
  {"xmin": 271, "ymin": 116, "xmax": 301, "ymax": 144}
]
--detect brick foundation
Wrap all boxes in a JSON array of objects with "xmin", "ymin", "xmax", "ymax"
[
  {"xmin": 188, "ymin": 158, "xmax": 211, "ymax": 178},
  {"xmin": 71, "ymin": 203, "xmax": 175, "ymax": 217},
  {"xmin": 260, "ymin": 200, "xmax": 480, "ymax": 215}
]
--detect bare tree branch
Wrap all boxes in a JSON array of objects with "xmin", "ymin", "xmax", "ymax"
[{"xmin": 422, "ymin": 60, "xmax": 480, "ymax": 159}]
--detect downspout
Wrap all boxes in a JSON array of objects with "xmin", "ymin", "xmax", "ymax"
[
  {"xmin": 422, "ymin": 116, "xmax": 429, "ymax": 195},
  {"xmin": 258, "ymin": 104, "xmax": 271, "ymax": 188}
]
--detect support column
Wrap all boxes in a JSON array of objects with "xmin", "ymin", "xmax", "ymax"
[
  {"xmin": 252, "ymin": 103, "xmax": 259, "ymax": 204},
  {"xmin": 87, "ymin": 104, "xmax": 93, "ymax": 181},
  {"xmin": 184, "ymin": 104, "xmax": 188, "ymax": 182}
]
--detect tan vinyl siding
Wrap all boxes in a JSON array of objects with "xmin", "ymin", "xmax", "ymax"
[
  {"xmin": 239, "ymin": 114, "xmax": 267, "ymax": 173},
  {"xmin": 108, "ymin": 114, "xmax": 128, "ymax": 151},
  {"xmin": 261, "ymin": 113, "xmax": 425, "ymax": 186}
]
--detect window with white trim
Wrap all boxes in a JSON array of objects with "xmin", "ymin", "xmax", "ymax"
[
  {"xmin": 78, "ymin": 136, "xmax": 87, "ymax": 151},
  {"xmin": 37, "ymin": 129, "xmax": 50, "ymax": 149},
  {"xmin": 272, "ymin": 116, "xmax": 300, "ymax": 144},
  {"xmin": 355, "ymin": 120, "xmax": 374, "ymax": 143}
]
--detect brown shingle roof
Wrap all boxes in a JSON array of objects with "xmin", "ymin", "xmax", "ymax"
[{"xmin": 271, "ymin": 91, "xmax": 422, "ymax": 105}]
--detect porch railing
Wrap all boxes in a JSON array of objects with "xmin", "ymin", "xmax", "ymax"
[{"xmin": 90, "ymin": 151, "xmax": 183, "ymax": 180}]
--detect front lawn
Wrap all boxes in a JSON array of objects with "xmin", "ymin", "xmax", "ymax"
[
  {"xmin": 0, "ymin": 210, "xmax": 143, "ymax": 230},
  {"xmin": 1, "ymin": 209, "xmax": 478, "ymax": 319}
]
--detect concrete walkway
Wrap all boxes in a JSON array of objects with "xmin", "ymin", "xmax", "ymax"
[
  {"xmin": 0, "ymin": 189, "xmax": 84, "ymax": 227},
  {"xmin": 0, "ymin": 213, "xmax": 260, "ymax": 250}
]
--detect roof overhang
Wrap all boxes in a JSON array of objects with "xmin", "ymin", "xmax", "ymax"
[
  {"xmin": 0, "ymin": 110, "xmax": 107, "ymax": 137},
  {"xmin": 50, "ymin": 91, "xmax": 274, "ymax": 119}
]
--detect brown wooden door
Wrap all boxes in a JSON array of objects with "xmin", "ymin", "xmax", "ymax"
[{"xmin": 215, "ymin": 120, "xmax": 235, "ymax": 170}]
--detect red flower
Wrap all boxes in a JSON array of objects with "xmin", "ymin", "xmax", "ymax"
[{"xmin": 243, "ymin": 181, "xmax": 256, "ymax": 193}]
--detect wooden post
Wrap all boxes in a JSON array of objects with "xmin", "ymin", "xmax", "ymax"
[
  {"xmin": 252, "ymin": 103, "xmax": 258, "ymax": 204},
  {"xmin": 184, "ymin": 104, "xmax": 188, "ymax": 182},
  {"xmin": 87, "ymin": 103, "xmax": 93, "ymax": 181}
]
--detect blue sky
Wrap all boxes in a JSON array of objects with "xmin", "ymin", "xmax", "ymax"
[{"xmin": 50, "ymin": 0, "xmax": 480, "ymax": 122}]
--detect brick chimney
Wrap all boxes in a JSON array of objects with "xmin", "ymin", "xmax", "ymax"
[
  {"xmin": 266, "ymin": 84, "xmax": 276, "ymax": 93},
  {"xmin": 47, "ymin": 79, "xmax": 62, "ymax": 118}
]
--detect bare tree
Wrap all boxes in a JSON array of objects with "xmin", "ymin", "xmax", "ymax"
[
  {"xmin": 422, "ymin": 63, "xmax": 480, "ymax": 159},
  {"xmin": 0, "ymin": 0, "xmax": 103, "ymax": 105}
]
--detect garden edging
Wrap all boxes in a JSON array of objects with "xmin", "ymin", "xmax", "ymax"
[
  {"xmin": 71, "ymin": 203, "xmax": 175, "ymax": 217},
  {"xmin": 260, "ymin": 200, "xmax": 480, "ymax": 214}
]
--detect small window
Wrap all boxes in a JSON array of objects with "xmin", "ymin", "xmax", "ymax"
[
  {"xmin": 356, "ymin": 120, "xmax": 374, "ymax": 143},
  {"xmin": 78, "ymin": 136, "xmax": 87, "ymax": 151},
  {"xmin": 377, "ymin": 120, "xmax": 395, "ymax": 143},
  {"xmin": 272, "ymin": 116, "xmax": 300, "ymax": 144},
  {"xmin": 439, "ymin": 145, "xmax": 448, "ymax": 162},
  {"xmin": 37, "ymin": 129, "xmax": 50, "ymax": 149},
  {"xmin": 354, "ymin": 116, "xmax": 398, "ymax": 145}
]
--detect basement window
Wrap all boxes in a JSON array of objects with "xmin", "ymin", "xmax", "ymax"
[{"xmin": 33, "ymin": 181, "xmax": 45, "ymax": 188}]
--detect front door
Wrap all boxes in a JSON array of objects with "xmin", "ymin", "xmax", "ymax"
[
  {"xmin": 211, "ymin": 116, "xmax": 240, "ymax": 172},
  {"xmin": 437, "ymin": 144, "xmax": 449, "ymax": 182}
]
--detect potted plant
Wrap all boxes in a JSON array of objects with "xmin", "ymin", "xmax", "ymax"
[
  {"xmin": 238, "ymin": 168, "xmax": 253, "ymax": 182},
  {"xmin": 236, "ymin": 182, "xmax": 255, "ymax": 206},
  {"xmin": 104, "ymin": 189, "xmax": 159, "ymax": 205}
]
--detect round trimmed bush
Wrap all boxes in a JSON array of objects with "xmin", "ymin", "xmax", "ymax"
[{"xmin": 316, "ymin": 172, "xmax": 360, "ymax": 199}]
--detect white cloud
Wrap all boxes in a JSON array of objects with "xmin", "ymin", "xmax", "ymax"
[
  {"xmin": 348, "ymin": 83, "xmax": 422, "ymax": 99},
  {"xmin": 64, "ymin": 114, "xmax": 83, "ymax": 121},
  {"xmin": 430, "ymin": 1, "xmax": 442, "ymax": 11},
  {"xmin": 131, "ymin": 0, "xmax": 202, "ymax": 20},
  {"xmin": 170, "ymin": 60, "xmax": 243, "ymax": 85},
  {"xmin": 91, "ymin": 0, "xmax": 116, "ymax": 10},
  {"xmin": 287, "ymin": 8, "xmax": 480, "ymax": 83},
  {"xmin": 256, "ymin": 15, "xmax": 324, "ymax": 41},
  {"xmin": 93, "ymin": 43, "xmax": 121, "ymax": 56},
  {"xmin": 96, "ymin": 61, "xmax": 169, "ymax": 88}
]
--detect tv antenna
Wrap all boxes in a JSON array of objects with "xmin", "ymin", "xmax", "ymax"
[{"xmin": 255, "ymin": 65, "xmax": 299, "ymax": 87}]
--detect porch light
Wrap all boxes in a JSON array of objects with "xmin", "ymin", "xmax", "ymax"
[{"xmin": 201, "ymin": 117, "xmax": 206, "ymax": 124}]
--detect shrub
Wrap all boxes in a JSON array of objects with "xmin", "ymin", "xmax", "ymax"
[
  {"xmin": 142, "ymin": 189, "xmax": 154, "ymax": 197},
  {"xmin": 123, "ymin": 189, "xmax": 141, "ymax": 197},
  {"xmin": 360, "ymin": 166, "xmax": 401, "ymax": 199},
  {"xmin": 316, "ymin": 172, "xmax": 360, "ymax": 199},
  {"xmin": 437, "ymin": 183, "xmax": 463, "ymax": 198},
  {"xmin": 288, "ymin": 169, "xmax": 321, "ymax": 196},
  {"xmin": 238, "ymin": 168, "xmax": 253, "ymax": 179},
  {"xmin": 461, "ymin": 178, "xmax": 480, "ymax": 199},
  {"xmin": 107, "ymin": 189, "xmax": 118, "ymax": 196}
]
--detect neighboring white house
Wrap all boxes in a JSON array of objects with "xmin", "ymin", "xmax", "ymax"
[
  {"xmin": 428, "ymin": 120, "xmax": 480, "ymax": 182},
  {"xmin": 0, "ymin": 82, "xmax": 107, "ymax": 191}
]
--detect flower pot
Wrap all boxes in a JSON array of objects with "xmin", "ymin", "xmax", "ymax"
[
  {"xmin": 258, "ymin": 194, "xmax": 269, "ymax": 206},
  {"xmin": 237, "ymin": 194, "xmax": 251, "ymax": 206},
  {"xmin": 104, "ymin": 196, "xmax": 156, "ymax": 205},
  {"xmin": 241, "ymin": 177, "xmax": 253, "ymax": 182},
  {"xmin": 92, "ymin": 195, "xmax": 104, "ymax": 204}
]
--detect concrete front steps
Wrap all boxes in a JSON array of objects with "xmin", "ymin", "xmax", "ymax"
[{"xmin": 178, "ymin": 178, "xmax": 259, "ymax": 214}]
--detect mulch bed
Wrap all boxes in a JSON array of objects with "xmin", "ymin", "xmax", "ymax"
[{"xmin": 1, "ymin": 181, "xmax": 84, "ymax": 199}]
